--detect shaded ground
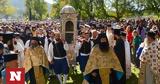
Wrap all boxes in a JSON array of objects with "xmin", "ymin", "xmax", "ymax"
[{"xmin": 47, "ymin": 64, "xmax": 140, "ymax": 84}]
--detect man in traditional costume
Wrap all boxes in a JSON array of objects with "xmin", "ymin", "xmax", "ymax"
[
  {"xmin": 24, "ymin": 37, "xmax": 49, "ymax": 84},
  {"xmin": 112, "ymin": 28, "xmax": 126, "ymax": 84},
  {"xmin": 44, "ymin": 30, "xmax": 55, "ymax": 79},
  {"xmin": 48, "ymin": 32, "xmax": 69, "ymax": 84},
  {"xmin": 139, "ymin": 31, "xmax": 160, "ymax": 84},
  {"xmin": 44, "ymin": 30, "xmax": 55, "ymax": 55},
  {"xmin": 75, "ymin": 30, "xmax": 94, "ymax": 72},
  {"xmin": 83, "ymin": 33, "xmax": 123, "ymax": 84}
]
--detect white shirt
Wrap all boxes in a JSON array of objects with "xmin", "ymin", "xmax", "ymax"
[
  {"xmin": 24, "ymin": 40, "xmax": 30, "ymax": 49},
  {"xmin": 13, "ymin": 42, "xmax": 25, "ymax": 67},
  {"xmin": 74, "ymin": 39, "xmax": 94, "ymax": 57},
  {"xmin": 15, "ymin": 38, "xmax": 24, "ymax": 48},
  {"xmin": 124, "ymin": 40, "xmax": 131, "ymax": 79}
]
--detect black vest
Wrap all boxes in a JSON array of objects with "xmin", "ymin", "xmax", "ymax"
[
  {"xmin": 48, "ymin": 39, "xmax": 52, "ymax": 46},
  {"xmin": 79, "ymin": 41, "xmax": 91, "ymax": 54},
  {"xmin": 53, "ymin": 41, "xmax": 66, "ymax": 57}
]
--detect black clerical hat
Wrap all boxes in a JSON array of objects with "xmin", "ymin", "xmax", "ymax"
[
  {"xmin": 31, "ymin": 37, "xmax": 39, "ymax": 42},
  {"xmin": 147, "ymin": 31, "xmax": 156, "ymax": 40},
  {"xmin": 113, "ymin": 29, "xmax": 121, "ymax": 36}
]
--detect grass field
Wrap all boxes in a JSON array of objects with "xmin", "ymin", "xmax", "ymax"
[{"xmin": 47, "ymin": 64, "xmax": 140, "ymax": 84}]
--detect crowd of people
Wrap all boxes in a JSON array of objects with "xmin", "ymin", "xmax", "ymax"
[{"xmin": 0, "ymin": 18, "xmax": 159, "ymax": 84}]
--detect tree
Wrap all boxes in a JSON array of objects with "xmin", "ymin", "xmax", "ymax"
[
  {"xmin": 70, "ymin": 0, "xmax": 95, "ymax": 20},
  {"xmin": 50, "ymin": 0, "xmax": 68, "ymax": 18},
  {"xmin": 25, "ymin": 0, "xmax": 48, "ymax": 20},
  {"xmin": 0, "ymin": 0, "xmax": 17, "ymax": 18},
  {"xmin": 0, "ymin": 0, "xmax": 8, "ymax": 14},
  {"xmin": 48, "ymin": 0, "xmax": 157, "ymax": 20},
  {"xmin": 143, "ymin": 0, "xmax": 160, "ymax": 17},
  {"xmin": 5, "ymin": 6, "xmax": 17, "ymax": 16},
  {"xmin": 70, "ymin": 0, "xmax": 137, "ymax": 20}
]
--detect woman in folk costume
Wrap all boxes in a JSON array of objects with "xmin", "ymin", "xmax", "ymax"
[
  {"xmin": 83, "ymin": 33, "xmax": 123, "ymax": 84},
  {"xmin": 24, "ymin": 37, "xmax": 49, "ymax": 84},
  {"xmin": 48, "ymin": 31, "xmax": 69, "ymax": 84},
  {"xmin": 139, "ymin": 31, "xmax": 160, "ymax": 84}
]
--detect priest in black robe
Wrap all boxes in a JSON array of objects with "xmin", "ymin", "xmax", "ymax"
[{"xmin": 110, "ymin": 28, "xmax": 126, "ymax": 84}]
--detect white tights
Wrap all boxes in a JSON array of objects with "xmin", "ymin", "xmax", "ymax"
[{"xmin": 57, "ymin": 74, "xmax": 68, "ymax": 84}]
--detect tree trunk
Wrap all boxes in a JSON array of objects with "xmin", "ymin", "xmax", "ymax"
[{"xmin": 29, "ymin": 8, "xmax": 32, "ymax": 21}]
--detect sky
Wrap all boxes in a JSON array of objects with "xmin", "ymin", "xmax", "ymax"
[
  {"xmin": 9, "ymin": 0, "xmax": 55, "ymax": 16},
  {"xmin": 10, "ymin": 0, "xmax": 25, "ymax": 12},
  {"xmin": 44, "ymin": 0, "xmax": 57, "ymax": 4}
]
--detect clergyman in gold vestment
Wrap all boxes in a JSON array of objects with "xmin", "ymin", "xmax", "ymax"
[
  {"xmin": 83, "ymin": 33, "xmax": 123, "ymax": 84},
  {"xmin": 23, "ymin": 37, "xmax": 49, "ymax": 84}
]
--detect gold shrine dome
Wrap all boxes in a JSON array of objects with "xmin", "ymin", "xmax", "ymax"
[{"xmin": 60, "ymin": 5, "xmax": 76, "ymax": 14}]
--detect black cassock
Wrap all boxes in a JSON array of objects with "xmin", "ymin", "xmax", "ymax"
[{"xmin": 110, "ymin": 38, "xmax": 126, "ymax": 84}]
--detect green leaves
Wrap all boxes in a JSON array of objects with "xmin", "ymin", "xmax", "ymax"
[
  {"xmin": 25, "ymin": 0, "xmax": 160, "ymax": 20},
  {"xmin": 25, "ymin": 0, "xmax": 48, "ymax": 20},
  {"xmin": 0, "ymin": 0, "xmax": 16, "ymax": 16}
]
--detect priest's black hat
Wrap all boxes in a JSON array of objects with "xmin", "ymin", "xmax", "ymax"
[
  {"xmin": 113, "ymin": 29, "xmax": 121, "ymax": 36},
  {"xmin": 147, "ymin": 31, "xmax": 156, "ymax": 40},
  {"xmin": 31, "ymin": 37, "xmax": 39, "ymax": 42}
]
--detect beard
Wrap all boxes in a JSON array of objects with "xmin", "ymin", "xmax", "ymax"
[
  {"xmin": 99, "ymin": 42, "xmax": 109, "ymax": 52},
  {"xmin": 31, "ymin": 43, "xmax": 38, "ymax": 48},
  {"xmin": 56, "ymin": 38, "xmax": 62, "ymax": 43}
]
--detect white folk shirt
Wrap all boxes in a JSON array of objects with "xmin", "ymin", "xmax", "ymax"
[
  {"xmin": 15, "ymin": 38, "xmax": 24, "ymax": 48},
  {"xmin": 13, "ymin": 42, "xmax": 25, "ymax": 67},
  {"xmin": 74, "ymin": 39, "xmax": 94, "ymax": 57},
  {"xmin": 124, "ymin": 40, "xmax": 131, "ymax": 79}
]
